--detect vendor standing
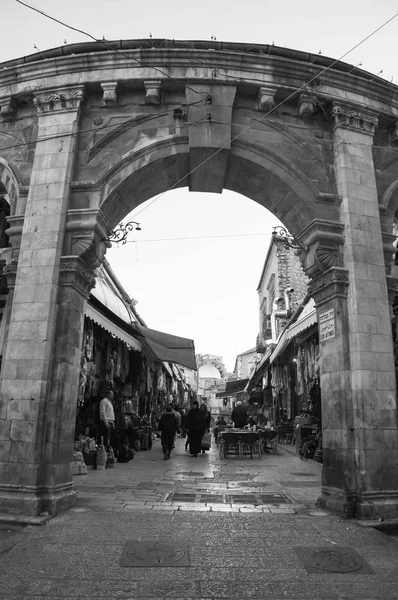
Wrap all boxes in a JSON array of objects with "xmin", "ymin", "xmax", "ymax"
[{"xmin": 99, "ymin": 389, "xmax": 115, "ymax": 450}]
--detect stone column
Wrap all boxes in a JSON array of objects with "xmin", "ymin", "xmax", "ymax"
[
  {"xmin": 302, "ymin": 104, "xmax": 398, "ymax": 519},
  {"xmin": 0, "ymin": 88, "xmax": 97, "ymax": 516}
]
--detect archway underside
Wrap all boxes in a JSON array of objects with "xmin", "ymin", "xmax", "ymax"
[{"xmin": 97, "ymin": 146, "xmax": 325, "ymax": 235}]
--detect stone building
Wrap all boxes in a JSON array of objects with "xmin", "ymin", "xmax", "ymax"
[
  {"xmin": 233, "ymin": 347, "xmax": 261, "ymax": 380},
  {"xmin": 197, "ymin": 362, "xmax": 226, "ymax": 415},
  {"xmin": 256, "ymin": 235, "xmax": 308, "ymax": 352}
]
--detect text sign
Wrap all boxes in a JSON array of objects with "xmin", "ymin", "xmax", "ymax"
[{"xmin": 319, "ymin": 308, "xmax": 335, "ymax": 342}]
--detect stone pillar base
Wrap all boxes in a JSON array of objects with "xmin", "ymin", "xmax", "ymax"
[
  {"xmin": 0, "ymin": 483, "xmax": 77, "ymax": 517},
  {"xmin": 317, "ymin": 487, "xmax": 398, "ymax": 520}
]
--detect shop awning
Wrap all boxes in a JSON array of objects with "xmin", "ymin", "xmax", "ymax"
[
  {"xmin": 245, "ymin": 346, "xmax": 273, "ymax": 392},
  {"xmin": 133, "ymin": 325, "xmax": 197, "ymax": 371},
  {"xmin": 85, "ymin": 303, "xmax": 142, "ymax": 351},
  {"xmin": 216, "ymin": 378, "xmax": 249, "ymax": 398},
  {"xmin": 270, "ymin": 298, "xmax": 317, "ymax": 364}
]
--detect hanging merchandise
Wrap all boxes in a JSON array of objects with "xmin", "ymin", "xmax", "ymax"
[
  {"xmin": 295, "ymin": 348, "xmax": 305, "ymax": 396},
  {"xmin": 78, "ymin": 355, "xmax": 87, "ymax": 407}
]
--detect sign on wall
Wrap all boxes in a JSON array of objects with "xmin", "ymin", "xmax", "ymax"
[{"xmin": 319, "ymin": 308, "xmax": 335, "ymax": 342}]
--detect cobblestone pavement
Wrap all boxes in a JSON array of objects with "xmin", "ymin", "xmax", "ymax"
[{"xmin": 1, "ymin": 436, "xmax": 398, "ymax": 599}]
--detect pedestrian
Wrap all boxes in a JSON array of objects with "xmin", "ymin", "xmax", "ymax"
[
  {"xmin": 231, "ymin": 400, "xmax": 248, "ymax": 429},
  {"xmin": 99, "ymin": 389, "xmax": 115, "ymax": 450},
  {"xmin": 158, "ymin": 404, "xmax": 179, "ymax": 460},
  {"xmin": 186, "ymin": 400, "xmax": 206, "ymax": 457},
  {"xmin": 199, "ymin": 403, "xmax": 211, "ymax": 453},
  {"xmin": 171, "ymin": 404, "xmax": 182, "ymax": 448}
]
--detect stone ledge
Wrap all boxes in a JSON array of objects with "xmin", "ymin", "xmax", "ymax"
[{"xmin": 0, "ymin": 512, "xmax": 52, "ymax": 526}]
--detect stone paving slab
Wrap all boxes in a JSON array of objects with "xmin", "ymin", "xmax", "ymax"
[{"xmin": 1, "ymin": 438, "xmax": 398, "ymax": 598}]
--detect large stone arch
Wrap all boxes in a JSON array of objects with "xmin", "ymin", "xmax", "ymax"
[
  {"xmin": 0, "ymin": 39, "xmax": 398, "ymax": 518},
  {"xmin": 86, "ymin": 138, "xmax": 322, "ymax": 232}
]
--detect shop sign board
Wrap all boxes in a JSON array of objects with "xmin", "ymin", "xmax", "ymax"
[{"xmin": 319, "ymin": 308, "xmax": 335, "ymax": 342}]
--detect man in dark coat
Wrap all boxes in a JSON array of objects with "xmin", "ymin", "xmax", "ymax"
[
  {"xmin": 231, "ymin": 401, "xmax": 248, "ymax": 429},
  {"xmin": 158, "ymin": 405, "xmax": 179, "ymax": 460},
  {"xmin": 186, "ymin": 400, "xmax": 206, "ymax": 457}
]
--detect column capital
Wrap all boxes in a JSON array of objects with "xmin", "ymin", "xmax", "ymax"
[
  {"xmin": 0, "ymin": 96, "xmax": 17, "ymax": 122},
  {"xmin": 331, "ymin": 101, "xmax": 378, "ymax": 135},
  {"xmin": 257, "ymin": 85, "xmax": 277, "ymax": 112},
  {"xmin": 33, "ymin": 87, "xmax": 85, "ymax": 114},
  {"xmin": 295, "ymin": 219, "xmax": 345, "ymax": 280},
  {"xmin": 59, "ymin": 256, "xmax": 96, "ymax": 298},
  {"xmin": 307, "ymin": 267, "xmax": 349, "ymax": 308}
]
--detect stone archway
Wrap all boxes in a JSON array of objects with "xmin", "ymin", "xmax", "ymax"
[{"xmin": 0, "ymin": 40, "xmax": 398, "ymax": 518}]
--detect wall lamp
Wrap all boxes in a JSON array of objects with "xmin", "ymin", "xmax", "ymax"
[
  {"xmin": 272, "ymin": 226, "xmax": 308, "ymax": 251},
  {"xmin": 106, "ymin": 221, "xmax": 142, "ymax": 245}
]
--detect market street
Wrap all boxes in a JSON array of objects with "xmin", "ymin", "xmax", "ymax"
[{"xmin": 1, "ymin": 438, "xmax": 398, "ymax": 599}]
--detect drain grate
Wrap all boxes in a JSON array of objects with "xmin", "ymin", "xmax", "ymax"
[
  {"xmin": 199, "ymin": 495, "xmax": 224, "ymax": 503},
  {"xmin": 120, "ymin": 541, "xmax": 190, "ymax": 567},
  {"xmin": 296, "ymin": 546, "xmax": 372, "ymax": 574},
  {"xmin": 176, "ymin": 472, "xmax": 205, "ymax": 477},
  {"xmin": 167, "ymin": 492, "xmax": 291, "ymax": 505},
  {"xmin": 283, "ymin": 481, "xmax": 320, "ymax": 487},
  {"xmin": 289, "ymin": 472, "xmax": 317, "ymax": 477}
]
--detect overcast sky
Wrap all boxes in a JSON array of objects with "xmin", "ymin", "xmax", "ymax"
[{"xmin": 2, "ymin": 0, "xmax": 398, "ymax": 371}]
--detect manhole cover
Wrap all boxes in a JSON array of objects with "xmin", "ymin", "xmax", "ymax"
[
  {"xmin": 176, "ymin": 472, "xmax": 204, "ymax": 477},
  {"xmin": 296, "ymin": 546, "xmax": 372, "ymax": 574},
  {"xmin": 121, "ymin": 541, "xmax": 190, "ymax": 567}
]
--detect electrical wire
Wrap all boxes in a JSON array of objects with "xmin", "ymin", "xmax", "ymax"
[
  {"xmin": 122, "ymin": 232, "xmax": 274, "ymax": 244},
  {"xmin": 14, "ymin": 0, "xmax": 209, "ymax": 97},
  {"xmin": 0, "ymin": 99, "xmax": 209, "ymax": 153},
  {"xmin": 7, "ymin": 3, "xmax": 398, "ymax": 222},
  {"xmin": 129, "ymin": 10, "xmax": 398, "ymax": 219}
]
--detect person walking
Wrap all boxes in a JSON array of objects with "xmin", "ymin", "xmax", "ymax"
[
  {"xmin": 199, "ymin": 403, "xmax": 211, "ymax": 453},
  {"xmin": 158, "ymin": 405, "xmax": 179, "ymax": 460},
  {"xmin": 171, "ymin": 404, "xmax": 182, "ymax": 449},
  {"xmin": 231, "ymin": 400, "xmax": 248, "ymax": 429},
  {"xmin": 186, "ymin": 400, "xmax": 206, "ymax": 457}
]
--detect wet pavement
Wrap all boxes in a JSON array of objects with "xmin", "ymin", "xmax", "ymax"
[{"xmin": 1, "ymin": 436, "xmax": 398, "ymax": 599}]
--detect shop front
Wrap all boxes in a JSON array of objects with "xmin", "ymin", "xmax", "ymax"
[{"xmin": 73, "ymin": 262, "xmax": 197, "ymax": 471}]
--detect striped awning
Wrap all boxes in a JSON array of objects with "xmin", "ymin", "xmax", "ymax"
[{"xmin": 270, "ymin": 298, "xmax": 317, "ymax": 363}]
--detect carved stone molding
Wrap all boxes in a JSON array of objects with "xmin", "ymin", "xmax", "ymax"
[
  {"xmin": 331, "ymin": 103, "xmax": 378, "ymax": 135},
  {"xmin": 144, "ymin": 80, "xmax": 162, "ymax": 105},
  {"xmin": 299, "ymin": 90, "xmax": 318, "ymax": 118},
  {"xmin": 257, "ymin": 85, "xmax": 277, "ymax": 112},
  {"xmin": 101, "ymin": 82, "xmax": 118, "ymax": 105},
  {"xmin": 391, "ymin": 121, "xmax": 398, "ymax": 144},
  {"xmin": 34, "ymin": 88, "xmax": 85, "ymax": 113},
  {"xmin": 381, "ymin": 229, "xmax": 397, "ymax": 275},
  {"xmin": 65, "ymin": 208, "xmax": 112, "ymax": 269},
  {"xmin": 307, "ymin": 267, "xmax": 349, "ymax": 307},
  {"xmin": 59, "ymin": 256, "xmax": 96, "ymax": 298},
  {"xmin": 387, "ymin": 275, "xmax": 398, "ymax": 309},
  {"xmin": 4, "ymin": 214, "xmax": 25, "ymax": 262},
  {"xmin": 2, "ymin": 252, "xmax": 18, "ymax": 290},
  {"xmin": 0, "ymin": 97, "xmax": 17, "ymax": 122},
  {"xmin": 295, "ymin": 219, "xmax": 345, "ymax": 280}
]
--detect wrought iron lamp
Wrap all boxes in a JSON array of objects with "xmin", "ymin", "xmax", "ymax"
[
  {"xmin": 107, "ymin": 221, "xmax": 142, "ymax": 245},
  {"xmin": 272, "ymin": 226, "xmax": 308, "ymax": 251}
]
